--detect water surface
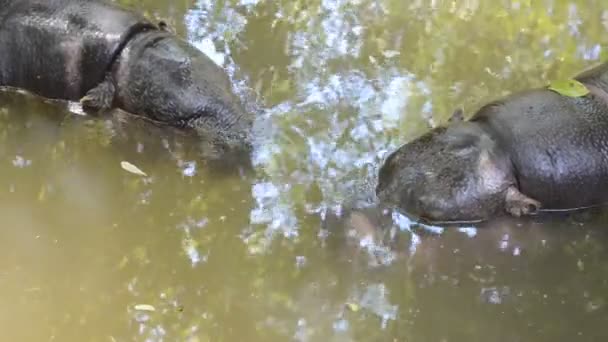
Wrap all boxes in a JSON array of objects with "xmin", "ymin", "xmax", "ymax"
[{"xmin": 1, "ymin": 0, "xmax": 608, "ymax": 341}]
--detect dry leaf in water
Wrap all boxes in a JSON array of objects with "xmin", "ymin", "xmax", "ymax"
[{"xmin": 121, "ymin": 161, "xmax": 147, "ymax": 177}]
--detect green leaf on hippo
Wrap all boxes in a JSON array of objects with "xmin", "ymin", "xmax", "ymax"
[
  {"xmin": 548, "ymin": 79, "xmax": 590, "ymax": 97},
  {"xmin": 120, "ymin": 161, "xmax": 147, "ymax": 177},
  {"xmin": 134, "ymin": 304, "xmax": 156, "ymax": 312}
]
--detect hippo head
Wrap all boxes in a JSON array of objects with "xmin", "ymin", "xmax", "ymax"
[
  {"xmin": 114, "ymin": 30, "xmax": 253, "ymax": 160},
  {"xmin": 376, "ymin": 122, "xmax": 517, "ymax": 223}
]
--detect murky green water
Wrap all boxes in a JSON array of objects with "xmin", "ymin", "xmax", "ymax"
[{"xmin": 2, "ymin": 0, "xmax": 608, "ymax": 341}]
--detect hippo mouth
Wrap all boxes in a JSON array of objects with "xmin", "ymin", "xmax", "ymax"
[
  {"xmin": 415, "ymin": 210, "xmax": 487, "ymax": 226},
  {"xmin": 389, "ymin": 189, "xmax": 487, "ymax": 225}
]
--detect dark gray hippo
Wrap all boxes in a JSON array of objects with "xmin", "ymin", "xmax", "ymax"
[
  {"xmin": 0, "ymin": 0, "xmax": 252, "ymax": 158},
  {"xmin": 376, "ymin": 62, "xmax": 608, "ymax": 223}
]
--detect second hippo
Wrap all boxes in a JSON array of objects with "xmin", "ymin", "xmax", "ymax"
[
  {"xmin": 0, "ymin": 0, "xmax": 252, "ymax": 158},
  {"xmin": 376, "ymin": 62, "xmax": 608, "ymax": 223}
]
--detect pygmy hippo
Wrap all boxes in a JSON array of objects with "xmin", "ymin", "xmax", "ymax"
[
  {"xmin": 376, "ymin": 62, "xmax": 608, "ymax": 223},
  {"xmin": 0, "ymin": 0, "xmax": 252, "ymax": 157}
]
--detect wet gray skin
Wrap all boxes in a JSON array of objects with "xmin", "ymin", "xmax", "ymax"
[
  {"xmin": 377, "ymin": 62, "xmax": 608, "ymax": 223},
  {"xmin": 0, "ymin": 0, "xmax": 252, "ymax": 159}
]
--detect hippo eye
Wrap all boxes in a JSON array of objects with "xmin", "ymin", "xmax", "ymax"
[
  {"xmin": 448, "ymin": 133, "xmax": 478, "ymax": 148},
  {"xmin": 444, "ymin": 133, "xmax": 480, "ymax": 157},
  {"xmin": 450, "ymin": 145, "xmax": 477, "ymax": 157}
]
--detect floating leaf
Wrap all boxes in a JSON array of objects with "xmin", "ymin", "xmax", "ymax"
[
  {"xmin": 37, "ymin": 186, "xmax": 46, "ymax": 202},
  {"xmin": 117, "ymin": 256, "xmax": 129, "ymax": 270},
  {"xmin": 134, "ymin": 304, "xmax": 156, "ymax": 312},
  {"xmin": 120, "ymin": 161, "xmax": 147, "ymax": 176},
  {"xmin": 133, "ymin": 246, "xmax": 149, "ymax": 265},
  {"xmin": 345, "ymin": 302, "xmax": 360, "ymax": 312},
  {"xmin": 548, "ymin": 79, "xmax": 590, "ymax": 97}
]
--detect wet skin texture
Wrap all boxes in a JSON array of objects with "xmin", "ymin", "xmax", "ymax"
[
  {"xmin": 0, "ymin": 0, "xmax": 252, "ymax": 157},
  {"xmin": 376, "ymin": 62, "xmax": 608, "ymax": 223}
]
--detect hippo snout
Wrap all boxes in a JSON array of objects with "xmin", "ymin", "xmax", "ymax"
[
  {"xmin": 415, "ymin": 194, "xmax": 455, "ymax": 222},
  {"xmin": 396, "ymin": 173, "xmax": 454, "ymax": 221},
  {"xmin": 377, "ymin": 167, "xmax": 435, "ymax": 218},
  {"xmin": 188, "ymin": 107, "xmax": 253, "ymax": 157},
  {"xmin": 386, "ymin": 173, "xmax": 481, "ymax": 223}
]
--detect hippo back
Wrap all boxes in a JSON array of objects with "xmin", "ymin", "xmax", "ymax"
[
  {"xmin": 472, "ymin": 89, "xmax": 608, "ymax": 210},
  {"xmin": 0, "ymin": 0, "xmax": 155, "ymax": 100}
]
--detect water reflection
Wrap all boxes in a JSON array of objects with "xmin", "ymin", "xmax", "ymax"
[{"xmin": 2, "ymin": 0, "xmax": 608, "ymax": 341}]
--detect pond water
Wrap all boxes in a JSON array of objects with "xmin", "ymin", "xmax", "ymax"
[{"xmin": 2, "ymin": 0, "xmax": 608, "ymax": 341}]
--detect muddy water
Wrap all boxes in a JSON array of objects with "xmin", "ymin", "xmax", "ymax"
[{"xmin": 1, "ymin": 0, "xmax": 608, "ymax": 341}]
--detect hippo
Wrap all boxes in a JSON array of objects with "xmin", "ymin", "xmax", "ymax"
[
  {"xmin": 376, "ymin": 62, "xmax": 608, "ymax": 224},
  {"xmin": 0, "ymin": 0, "xmax": 252, "ymax": 158}
]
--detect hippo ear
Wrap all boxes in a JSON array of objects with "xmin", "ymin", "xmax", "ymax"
[
  {"xmin": 448, "ymin": 108, "xmax": 465, "ymax": 123},
  {"xmin": 158, "ymin": 21, "xmax": 176, "ymax": 34},
  {"xmin": 505, "ymin": 186, "xmax": 541, "ymax": 217}
]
